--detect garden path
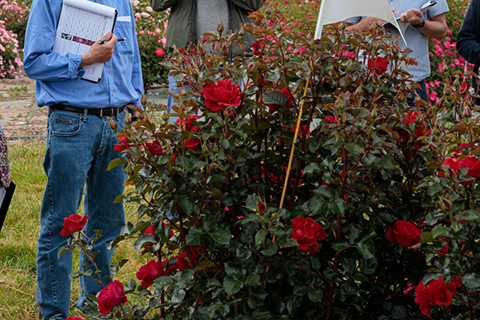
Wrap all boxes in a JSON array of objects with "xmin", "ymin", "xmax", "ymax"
[{"xmin": 0, "ymin": 76, "xmax": 168, "ymax": 140}]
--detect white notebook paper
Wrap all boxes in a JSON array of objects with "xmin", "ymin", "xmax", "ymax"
[{"xmin": 53, "ymin": 0, "xmax": 117, "ymax": 83}]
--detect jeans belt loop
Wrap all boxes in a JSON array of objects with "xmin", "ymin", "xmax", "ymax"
[{"xmin": 82, "ymin": 108, "xmax": 88, "ymax": 122}]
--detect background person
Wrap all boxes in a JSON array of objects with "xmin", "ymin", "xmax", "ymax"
[
  {"xmin": 346, "ymin": 0, "xmax": 449, "ymax": 105},
  {"xmin": 23, "ymin": 0, "xmax": 143, "ymax": 318},
  {"xmin": 457, "ymin": 0, "xmax": 480, "ymax": 104},
  {"xmin": 150, "ymin": 0, "xmax": 265, "ymax": 120}
]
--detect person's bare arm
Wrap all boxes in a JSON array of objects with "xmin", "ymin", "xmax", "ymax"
[
  {"xmin": 345, "ymin": 17, "xmax": 387, "ymax": 32},
  {"xmin": 400, "ymin": 9, "xmax": 447, "ymax": 40}
]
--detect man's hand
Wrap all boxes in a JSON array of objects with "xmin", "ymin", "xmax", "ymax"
[
  {"xmin": 400, "ymin": 9, "xmax": 423, "ymax": 25},
  {"xmin": 346, "ymin": 16, "xmax": 387, "ymax": 32},
  {"xmin": 79, "ymin": 32, "xmax": 118, "ymax": 68}
]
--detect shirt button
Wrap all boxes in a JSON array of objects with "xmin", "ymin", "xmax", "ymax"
[
  {"xmin": 111, "ymin": 93, "xmax": 114, "ymax": 97},
  {"xmin": 108, "ymin": 69, "xmax": 111, "ymax": 73}
]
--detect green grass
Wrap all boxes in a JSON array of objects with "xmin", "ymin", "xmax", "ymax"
[{"xmin": 0, "ymin": 140, "xmax": 148, "ymax": 320}]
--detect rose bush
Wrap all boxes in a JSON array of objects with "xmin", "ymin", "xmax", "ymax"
[
  {"xmin": 91, "ymin": 14, "xmax": 480, "ymax": 319},
  {"xmin": 0, "ymin": 20, "xmax": 23, "ymax": 79}
]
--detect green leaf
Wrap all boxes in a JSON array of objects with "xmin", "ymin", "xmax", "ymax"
[
  {"xmin": 224, "ymin": 277, "xmax": 243, "ymax": 295},
  {"xmin": 420, "ymin": 231, "xmax": 434, "ymax": 243},
  {"xmin": 224, "ymin": 262, "xmax": 243, "ymax": 279},
  {"xmin": 177, "ymin": 269, "xmax": 194, "ymax": 289},
  {"xmin": 107, "ymin": 158, "xmax": 127, "ymax": 171},
  {"xmin": 462, "ymin": 273, "xmax": 480, "ymax": 289},
  {"xmin": 133, "ymin": 234, "xmax": 156, "ymax": 251},
  {"xmin": 332, "ymin": 239, "xmax": 350, "ymax": 252},
  {"xmin": 124, "ymin": 279, "xmax": 136, "ymax": 293},
  {"xmin": 345, "ymin": 143, "xmax": 364, "ymax": 155},
  {"xmin": 332, "ymin": 198, "xmax": 346, "ymax": 216},
  {"xmin": 153, "ymin": 276, "xmax": 175, "ymax": 288},
  {"xmin": 261, "ymin": 243, "xmax": 278, "ymax": 256},
  {"xmin": 262, "ymin": 90, "xmax": 288, "ymax": 107},
  {"xmin": 211, "ymin": 227, "xmax": 231, "ymax": 245},
  {"xmin": 303, "ymin": 162, "xmax": 321, "ymax": 174},
  {"xmin": 374, "ymin": 156, "xmax": 399, "ymax": 170},
  {"xmin": 431, "ymin": 225, "xmax": 450, "ymax": 239},
  {"xmin": 186, "ymin": 227, "xmax": 204, "ymax": 246},
  {"xmin": 171, "ymin": 288, "xmax": 186, "ymax": 305},
  {"xmin": 357, "ymin": 240, "xmax": 375, "ymax": 260},
  {"xmin": 246, "ymin": 274, "xmax": 261, "ymax": 287},
  {"xmin": 177, "ymin": 195, "xmax": 193, "ymax": 215},
  {"xmin": 307, "ymin": 288, "xmax": 323, "ymax": 302},
  {"xmin": 255, "ymin": 229, "xmax": 267, "ymax": 246}
]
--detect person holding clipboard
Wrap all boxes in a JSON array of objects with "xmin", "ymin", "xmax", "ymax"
[
  {"xmin": 23, "ymin": 0, "xmax": 143, "ymax": 318},
  {"xmin": 346, "ymin": 0, "xmax": 449, "ymax": 106}
]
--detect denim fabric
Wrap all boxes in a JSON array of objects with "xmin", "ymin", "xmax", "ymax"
[
  {"xmin": 167, "ymin": 75, "xmax": 184, "ymax": 123},
  {"xmin": 36, "ymin": 109, "xmax": 126, "ymax": 320},
  {"xmin": 407, "ymin": 79, "xmax": 428, "ymax": 107}
]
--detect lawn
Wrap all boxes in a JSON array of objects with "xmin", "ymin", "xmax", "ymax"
[{"xmin": 0, "ymin": 140, "xmax": 147, "ymax": 319}]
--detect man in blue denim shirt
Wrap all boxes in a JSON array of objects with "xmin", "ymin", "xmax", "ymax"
[{"xmin": 23, "ymin": 0, "xmax": 143, "ymax": 318}]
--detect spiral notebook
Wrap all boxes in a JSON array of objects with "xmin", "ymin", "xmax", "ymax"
[{"xmin": 53, "ymin": 0, "xmax": 117, "ymax": 83}]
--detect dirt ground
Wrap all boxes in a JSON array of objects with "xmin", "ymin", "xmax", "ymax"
[{"xmin": 0, "ymin": 75, "xmax": 47, "ymax": 139}]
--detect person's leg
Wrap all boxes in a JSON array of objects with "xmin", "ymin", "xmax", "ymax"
[
  {"xmin": 407, "ymin": 79, "xmax": 428, "ymax": 107},
  {"xmin": 36, "ymin": 110, "xmax": 94, "ymax": 320},
  {"xmin": 167, "ymin": 75, "xmax": 180, "ymax": 123},
  {"xmin": 76, "ymin": 111, "xmax": 126, "ymax": 309}
]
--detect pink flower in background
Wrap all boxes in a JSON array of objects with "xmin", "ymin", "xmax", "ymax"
[{"xmin": 155, "ymin": 47, "xmax": 165, "ymax": 57}]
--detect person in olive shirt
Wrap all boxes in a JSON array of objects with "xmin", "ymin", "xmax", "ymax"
[{"xmin": 150, "ymin": 0, "xmax": 265, "ymax": 120}]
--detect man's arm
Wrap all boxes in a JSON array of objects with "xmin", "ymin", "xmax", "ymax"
[
  {"xmin": 230, "ymin": 0, "xmax": 265, "ymax": 13},
  {"xmin": 345, "ymin": 17, "xmax": 388, "ymax": 32},
  {"xmin": 457, "ymin": 0, "xmax": 480, "ymax": 66},
  {"xmin": 400, "ymin": 9, "xmax": 447, "ymax": 40},
  {"xmin": 24, "ymin": 0, "xmax": 119, "ymax": 81}
]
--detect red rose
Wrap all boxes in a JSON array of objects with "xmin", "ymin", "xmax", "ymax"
[
  {"xmin": 252, "ymin": 40, "xmax": 264, "ymax": 55},
  {"xmin": 325, "ymin": 116, "xmax": 338, "ymax": 124},
  {"xmin": 258, "ymin": 201, "xmax": 266, "ymax": 213},
  {"xmin": 66, "ymin": 317, "xmax": 86, "ymax": 320},
  {"xmin": 290, "ymin": 124, "xmax": 310, "ymax": 137},
  {"xmin": 114, "ymin": 136, "xmax": 131, "ymax": 153},
  {"xmin": 136, "ymin": 260, "xmax": 165, "ymax": 288},
  {"xmin": 458, "ymin": 155, "xmax": 480, "ymax": 178},
  {"xmin": 263, "ymin": 87, "xmax": 294, "ymax": 113},
  {"xmin": 146, "ymin": 140, "xmax": 163, "ymax": 155},
  {"xmin": 176, "ymin": 115, "xmax": 200, "ymax": 131},
  {"xmin": 97, "ymin": 280, "xmax": 127, "ymax": 315},
  {"xmin": 183, "ymin": 138, "xmax": 201, "ymax": 150},
  {"xmin": 459, "ymin": 81, "xmax": 470, "ymax": 94},
  {"xmin": 386, "ymin": 220, "xmax": 421, "ymax": 247},
  {"xmin": 155, "ymin": 47, "xmax": 165, "ymax": 58},
  {"xmin": 401, "ymin": 111, "xmax": 432, "ymax": 139},
  {"xmin": 290, "ymin": 216, "xmax": 327, "ymax": 254},
  {"xmin": 414, "ymin": 277, "xmax": 458, "ymax": 318},
  {"xmin": 368, "ymin": 56, "xmax": 389, "ymax": 75},
  {"xmin": 60, "ymin": 214, "xmax": 88, "ymax": 237},
  {"xmin": 203, "ymin": 79, "xmax": 241, "ymax": 112},
  {"xmin": 442, "ymin": 157, "xmax": 459, "ymax": 176},
  {"xmin": 143, "ymin": 224, "xmax": 174, "ymax": 249}
]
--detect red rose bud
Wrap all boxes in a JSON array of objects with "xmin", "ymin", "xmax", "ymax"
[
  {"xmin": 146, "ymin": 140, "xmax": 163, "ymax": 155},
  {"xmin": 109, "ymin": 118, "xmax": 118, "ymax": 131},
  {"xmin": 325, "ymin": 115, "xmax": 338, "ymax": 124},
  {"xmin": 252, "ymin": 40, "xmax": 264, "ymax": 55},
  {"xmin": 217, "ymin": 18, "xmax": 224, "ymax": 34},
  {"xmin": 136, "ymin": 260, "xmax": 165, "ymax": 288},
  {"xmin": 439, "ymin": 196, "xmax": 453, "ymax": 211},
  {"xmin": 97, "ymin": 280, "xmax": 128, "ymax": 315},
  {"xmin": 368, "ymin": 56, "xmax": 389, "ymax": 75},
  {"xmin": 204, "ymin": 79, "xmax": 241, "ymax": 112},
  {"xmin": 247, "ymin": 62, "xmax": 256, "ymax": 74},
  {"xmin": 386, "ymin": 220, "xmax": 421, "ymax": 247},
  {"xmin": 66, "ymin": 318, "xmax": 86, "ymax": 320},
  {"xmin": 221, "ymin": 44, "xmax": 229, "ymax": 56},
  {"xmin": 258, "ymin": 201, "xmax": 266, "ymax": 213},
  {"xmin": 414, "ymin": 277, "xmax": 457, "ymax": 318},
  {"xmin": 463, "ymin": 106, "xmax": 472, "ymax": 118},
  {"xmin": 290, "ymin": 216, "xmax": 327, "ymax": 255},
  {"xmin": 257, "ymin": 72, "xmax": 265, "ymax": 87},
  {"xmin": 60, "ymin": 214, "xmax": 88, "ymax": 237}
]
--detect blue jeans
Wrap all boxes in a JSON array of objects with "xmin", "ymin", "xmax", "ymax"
[
  {"xmin": 407, "ymin": 79, "xmax": 428, "ymax": 108},
  {"xmin": 167, "ymin": 75, "xmax": 184, "ymax": 123},
  {"xmin": 36, "ymin": 109, "xmax": 126, "ymax": 320}
]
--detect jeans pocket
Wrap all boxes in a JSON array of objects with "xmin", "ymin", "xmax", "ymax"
[{"xmin": 50, "ymin": 111, "xmax": 83, "ymax": 136}]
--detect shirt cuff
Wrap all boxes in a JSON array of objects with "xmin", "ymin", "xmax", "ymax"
[{"xmin": 67, "ymin": 53, "xmax": 85, "ymax": 80}]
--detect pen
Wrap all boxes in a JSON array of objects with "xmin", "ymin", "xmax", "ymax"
[{"xmin": 97, "ymin": 38, "xmax": 127, "ymax": 44}]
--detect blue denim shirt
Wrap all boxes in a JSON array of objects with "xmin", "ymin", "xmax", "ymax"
[{"xmin": 24, "ymin": 0, "xmax": 143, "ymax": 108}]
